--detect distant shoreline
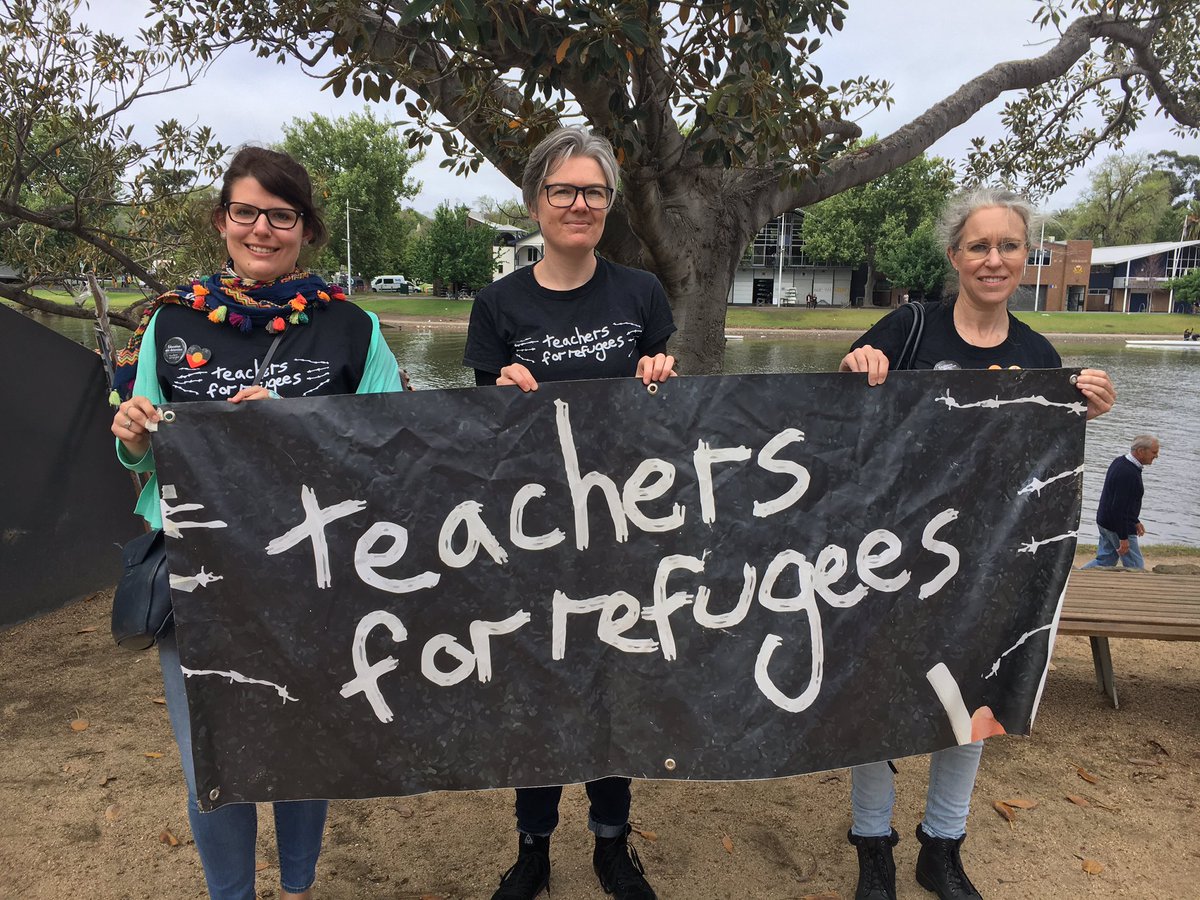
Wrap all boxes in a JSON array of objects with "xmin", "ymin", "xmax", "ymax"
[{"xmin": 375, "ymin": 315, "xmax": 1155, "ymax": 345}]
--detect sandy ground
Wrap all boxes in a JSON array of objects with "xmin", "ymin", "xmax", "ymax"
[{"xmin": 2, "ymin": 552, "xmax": 1197, "ymax": 900}]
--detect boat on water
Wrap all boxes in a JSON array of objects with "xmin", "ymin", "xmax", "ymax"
[{"xmin": 1125, "ymin": 339, "xmax": 1200, "ymax": 349}]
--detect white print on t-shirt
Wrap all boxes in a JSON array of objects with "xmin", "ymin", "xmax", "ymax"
[
  {"xmin": 513, "ymin": 321, "xmax": 644, "ymax": 368},
  {"xmin": 170, "ymin": 357, "xmax": 332, "ymax": 399}
]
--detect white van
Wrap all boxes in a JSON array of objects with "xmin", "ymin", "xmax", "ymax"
[{"xmin": 371, "ymin": 275, "xmax": 409, "ymax": 293}]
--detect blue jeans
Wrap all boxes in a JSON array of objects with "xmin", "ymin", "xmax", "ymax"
[
  {"xmin": 1081, "ymin": 525, "xmax": 1144, "ymax": 569},
  {"xmin": 851, "ymin": 741, "xmax": 984, "ymax": 840},
  {"xmin": 159, "ymin": 630, "xmax": 327, "ymax": 899},
  {"xmin": 514, "ymin": 778, "xmax": 631, "ymax": 838}
]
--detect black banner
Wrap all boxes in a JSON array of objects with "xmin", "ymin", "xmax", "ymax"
[
  {"xmin": 0, "ymin": 305, "xmax": 143, "ymax": 625},
  {"xmin": 151, "ymin": 370, "xmax": 1086, "ymax": 810}
]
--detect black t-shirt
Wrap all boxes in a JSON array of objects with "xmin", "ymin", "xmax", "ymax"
[
  {"xmin": 151, "ymin": 301, "xmax": 373, "ymax": 402},
  {"xmin": 850, "ymin": 301, "xmax": 1062, "ymax": 370},
  {"xmin": 463, "ymin": 257, "xmax": 677, "ymax": 383}
]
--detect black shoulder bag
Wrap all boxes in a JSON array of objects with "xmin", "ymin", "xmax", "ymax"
[{"xmin": 111, "ymin": 334, "xmax": 283, "ymax": 650}]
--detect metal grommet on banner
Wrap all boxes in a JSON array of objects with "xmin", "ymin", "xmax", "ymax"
[
  {"xmin": 162, "ymin": 409, "xmax": 177, "ymax": 424},
  {"xmin": 647, "ymin": 383, "xmax": 659, "ymax": 396},
  {"xmin": 208, "ymin": 788, "xmax": 219, "ymax": 801},
  {"xmin": 1068, "ymin": 374, "xmax": 1079, "ymax": 385},
  {"xmin": 663, "ymin": 757, "xmax": 677, "ymax": 771}
]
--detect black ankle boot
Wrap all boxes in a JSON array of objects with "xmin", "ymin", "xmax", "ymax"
[
  {"xmin": 593, "ymin": 825, "xmax": 656, "ymax": 899},
  {"xmin": 492, "ymin": 832, "xmax": 551, "ymax": 900},
  {"xmin": 914, "ymin": 825, "xmax": 982, "ymax": 898},
  {"xmin": 847, "ymin": 828, "xmax": 899, "ymax": 900}
]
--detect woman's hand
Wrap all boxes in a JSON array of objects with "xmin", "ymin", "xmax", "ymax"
[
  {"xmin": 839, "ymin": 345, "xmax": 890, "ymax": 386},
  {"xmin": 112, "ymin": 395, "xmax": 161, "ymax": 458},
  {"xmin": 636, "ymin": 353, "xmax": 677, "ymax": 384},
  {"xmin": 1075, "ymin": 368, "xmax": 1115, "ymax": 420},
  {"xmin": 228, "ymin": 385, "xmax": 275, "ymax": 403},
  {"xmin": 497, "ymin": 363, "xmax": 538, "ymax": 392}
]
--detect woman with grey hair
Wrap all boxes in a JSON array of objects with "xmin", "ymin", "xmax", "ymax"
[
  {"xmin": 464, "ymin": 125, "xmax": 675, "ymax": 900},
  {"xmin": 837, "ymin": 188, "xmax": 1115, "ymax": 900}
]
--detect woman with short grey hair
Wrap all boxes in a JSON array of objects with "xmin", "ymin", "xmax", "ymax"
[
  {"xmin": 838, "ymin": 188, "xmax": 1115, "ymax": 900},
  {"xmin": 465, "ymin": 125, "xmax": 675, "ymax": 900}
]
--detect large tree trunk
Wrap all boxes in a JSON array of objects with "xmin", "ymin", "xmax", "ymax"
[{"xmin": 598, "ymin": 174, "xmax": 759, "ymax": 375}]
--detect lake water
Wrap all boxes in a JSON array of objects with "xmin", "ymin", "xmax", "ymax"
[{"xmin": 38, "ymin": 313, "xmax": 1200, "ymax": 547}]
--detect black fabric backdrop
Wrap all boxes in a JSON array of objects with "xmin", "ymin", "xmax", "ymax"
[
  {"xmin": 0, "ymin": 305, "xmax": 144, "ymax": 625},
  {"xmin": 150, "ymin": 370, "xmax": 1086, "ymax": 810}
]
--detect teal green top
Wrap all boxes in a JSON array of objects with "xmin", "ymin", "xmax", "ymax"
[{"xmin": 117, "ymin": 310, "xmax": 403, "ymax": 527}]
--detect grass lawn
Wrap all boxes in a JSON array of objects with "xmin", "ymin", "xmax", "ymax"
[{"xmin": 723, "ymin": 306, "xmax": 1198, "ymax": 335}]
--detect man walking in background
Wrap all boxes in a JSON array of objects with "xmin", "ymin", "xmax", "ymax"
[{"xmin": 1082, "ymin": 435, "xmax": 1160, "ymax": 570}]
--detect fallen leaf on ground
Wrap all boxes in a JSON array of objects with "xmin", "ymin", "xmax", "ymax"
[
  {"xmin": 150, "ymin": 697, "xmax": 166, "ymax": 705},
  {"xmin": 1075, "ymin": 766, "xmax": 1099, "ymax": 784},
  {"xmin": 992, "ymin": 801, "xmax": 1016, "ymax": 823},
  {"xmin": 633, "ymin": 828, "xmax": 658, "ymax": 842},
  {"xmin": 144, "ymin": 751, "xmax": 164, "ymax": 759},
  {"xmin": 1148, "ymin": 739, "xmax": 1171, "ymax": 756},
  {"xmin": 1065, "ymin": 795, "xmax": 1090, "ymax": 807},
  {"xmin": 721, "ymin": 833, "xmax": 734, "ymax": 854},
  {"xmin": 104, "ymin": 803, "xmax": 121, "ymax": 822},
  {"xmin": 69, "ymin": 718, "xmax": 89, "ymax": 732},
  {"xmin": 76, "ymin": 626, "xmax": 98, "ymax": 634},
  {"xmin": 1003, "ymin": 798, "xmax": 1038, "ymax": 809},
  {"xmin": 1127, "ymin": 757, "xmax": 1161, "ymax": 767},
  {"xmin": 160, "ymin": 828, "xmax": 180, "ymax": 847},
  {"xmin": 393, "ymin": 804, "xmax": 415, "ymax": 818},
  {"xmin": 255, "ymin": 859, "xmax": 270, "ymax": 872},
  {"xmin": 1082, "ymin": 859, "xmax": 1104, "ymax": 875}
]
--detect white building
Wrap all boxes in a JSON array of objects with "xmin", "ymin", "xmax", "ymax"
[
  {"xmin": 726, "ymin": 212, "xmax": 855, "ymax": 306},
  {"xmin": 467, "ymin": 212, "xmax": 530, "ymax": 280}
]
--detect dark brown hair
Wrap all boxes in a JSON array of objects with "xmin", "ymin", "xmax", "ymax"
[{"xmin": 213, "ymin": 146, "xmax": 328, "ymax": 247}]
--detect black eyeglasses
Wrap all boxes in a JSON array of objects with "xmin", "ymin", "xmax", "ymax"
[
  {"xmin": 542, "ymin": 183, "xmax": 614, "ymax": 209},
  {"xmin": 224, "ymin": 201, "xmax": 305, "ymax": 230}
]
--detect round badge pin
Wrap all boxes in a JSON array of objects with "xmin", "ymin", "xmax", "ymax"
[{"xmin": 163, "ymin": 336, "xmax": 188, "ymax": 365}]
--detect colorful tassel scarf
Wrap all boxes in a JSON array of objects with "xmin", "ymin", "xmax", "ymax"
[{"xmin": 112, "ymin": 263, "xmax": 345, "ymax": 401}]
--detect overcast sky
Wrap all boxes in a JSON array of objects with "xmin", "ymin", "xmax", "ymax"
[{"xmin": 99, "ymin": 0, "xmax": 1195, "ymax": 216}]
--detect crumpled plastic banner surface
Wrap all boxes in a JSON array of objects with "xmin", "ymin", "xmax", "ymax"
[{"xmin": 150, "ymin": 370, "xmax": 1086, "ymax": 809}]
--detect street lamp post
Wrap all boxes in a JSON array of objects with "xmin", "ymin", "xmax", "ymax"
[{"xmin": 345, "ymin": 199, "xmax": 362, "ymax": 293}]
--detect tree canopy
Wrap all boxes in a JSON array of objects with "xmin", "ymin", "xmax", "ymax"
[
  {"xmin": 279, "ymin": 109, "xmax": 422, "ymax": 281},
  {"xmin": 1054, "ymin": 152, "xmax": 1179, "ymax": 246},
  {"xmin": 800, "ymin": 150, "xmax": 954, "ymax": 304},
  {"xmin": 0, "ymin": 0, "xmax": 226, "ymax": 328},
  {"xmin": 404, "ymin": 202, "xmax": 496, "ymax": 290}
]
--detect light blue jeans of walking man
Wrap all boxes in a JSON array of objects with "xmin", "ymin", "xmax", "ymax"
[
  {"xmin": 159, "ymin": 629, "xmax": 328, "ymax": 900},
  {"xmin": 1081, "ymin": 524, "xmax": 1144, "ymax": 569}
]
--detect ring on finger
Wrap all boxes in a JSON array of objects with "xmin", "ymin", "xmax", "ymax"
[{"xmin": 124, "ymin": 417, "xmax": 133, "ymax": 428}]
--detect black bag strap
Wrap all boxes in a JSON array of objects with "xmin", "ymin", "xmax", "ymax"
[
  {"xmin": 251, "ymin": 334, "xmax": 285, "ymax": 388},
  {"xmin": 895, "ymin": 301, "xmax": 926, "ymax": 371}
]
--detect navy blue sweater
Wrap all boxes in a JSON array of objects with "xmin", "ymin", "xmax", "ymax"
[{"xmin": 1095, "ymin": 455, "xmax": 1144, "ymax": 540}]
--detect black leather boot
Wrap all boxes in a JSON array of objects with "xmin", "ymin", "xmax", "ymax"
[
  {"xmin": 847, "ymin": 828, "xmax": 899, "ymax": 900},
  {"xmin": 593, "ymin": 825, "xmax": 656, "ymax": 899},
  {"xmin": 492, "ymin": 832, "xmax": 551, "ymax": 900},
  {"xmin": 914, "ymin": 824, "xmax": 982, "ymax": 898}
]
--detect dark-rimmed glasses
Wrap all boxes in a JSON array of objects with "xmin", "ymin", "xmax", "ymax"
[
  {"xmin": 542, "ymin": 183, "xmax": 614, "ymax": 209},
  {"xmin": 954, "ymin": 240, "xmax": 1026, "ymax": 260},
  {"xmin": 224, "ymin": 201, "xmax": 304, "ymax": 230}
]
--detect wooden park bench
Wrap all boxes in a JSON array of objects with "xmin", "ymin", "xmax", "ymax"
[{"xmin": 1057, "ymin": 569, "xmax": 1200, "ymax": 708}]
